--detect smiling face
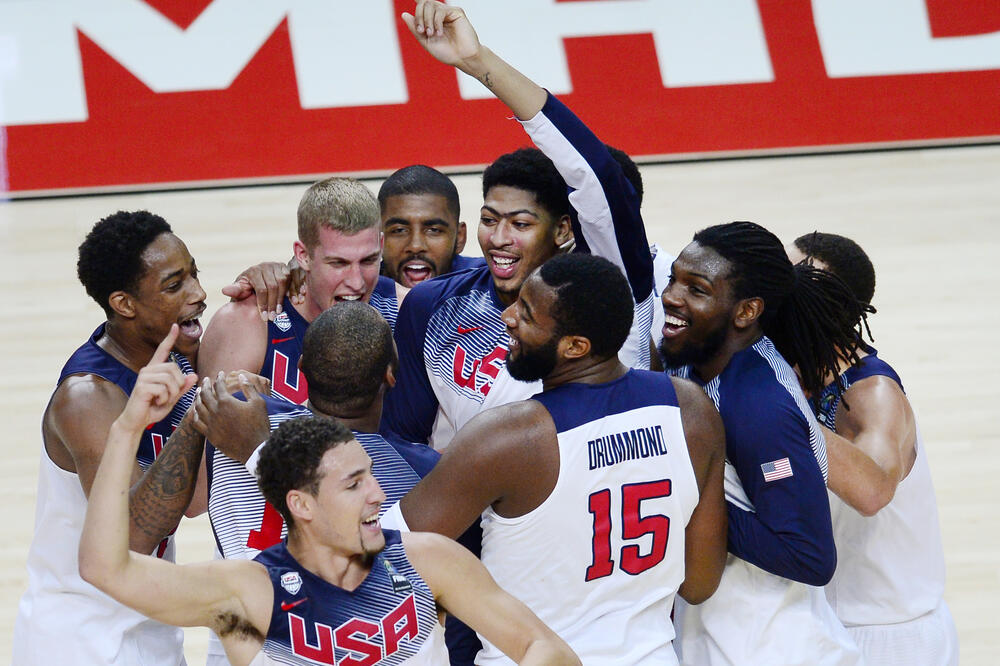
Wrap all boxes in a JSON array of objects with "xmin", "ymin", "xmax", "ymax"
[
  {"xmin": 479, "ymin": 186, "xmax": 570, "ymax": 307},
  {"xmin": 127, "ymin": 232, "xmax": 207, "ymax": 359},
  {"xmin": 307, "ymin": 440, "xmax": 387, "ymax": 558},
  {"xmin": 381, "ymin": 193, "xmax": 466, "ymax": 288},
  {"xmin": 294, "ymin": 226, "xmax": 383, "ymax": 321},
  {"xmin": 501, "ymin": 272, "xmax": 562, "ymax": 381},
  {"xmin": 657, "ymin": 242, "xmax": 738, "ymax": 370}
]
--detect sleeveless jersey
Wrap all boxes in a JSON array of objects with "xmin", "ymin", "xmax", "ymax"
[
  {"xmin": 478, "ymin": 370, "xmax": 697, "ymax": 665},
  {"xmin": 207, "ymin": 395, "xmax": 430, "ymax": 561},
  {"xmin": 13, "ymin": 324, "xmax": 193, "ymax": 665},
  {"xmin": 384, "ymin": 92, "xmax": 655, "ymax": 450},
  {"xmin": 255, "ymin": 531, "xmax": 444, "ymax": 665},
  {"xmin": 669, "ymin": 337, "xmax": 860, "ymax": 666},
  {"xmin": 260, "ymin": 279, "xmax": 400, "ymax": 405},
  {"xmin": 813, "ymin": 350, "xmax": 950, "ymax": 627}
]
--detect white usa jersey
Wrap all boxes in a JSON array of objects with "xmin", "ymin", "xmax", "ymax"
[
  {"xmin": 478, "ymin": 370, "xmax": 697, "ymax": 665},
  {"xmin": 383, "ymin": 92, "xmax": 655, "ymax": 450}
]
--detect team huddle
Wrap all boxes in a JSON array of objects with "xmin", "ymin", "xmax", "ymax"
[{"xmin": 12, "ymin": 2, "xmax": 958, "ymax": 665}]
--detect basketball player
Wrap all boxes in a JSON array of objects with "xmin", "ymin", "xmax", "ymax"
[
  {"xmin": 383, "ymin": 253, "xmax": 726, "ymax": 664},
  {"xmin": 789, "ymin": 232, "xmax": 959, "ymax": 665},
  {"xmin": 198, "ymin": 177, "xmax": 405, "ymax": 407},
  {"xmin": 379, "ymin": 164, "xmax": 485, "ymax": 287},
  {"xmin": 78, "ymin": 334, "xmax": 580, "ymax": 666},
  {"xmin": 193, "ymin": 302, "xmax": 482, "ymax": 665},
  {"xmin": 659, "ymin": 222, "xmax": 862, "ymax": 665},
  {"xmin": 383, "ymin": 1, "xmax": 656, "ymax": 449},
  {"xmin": 13, "ymin": 211, "xmax": 206, "ymax": 665}
]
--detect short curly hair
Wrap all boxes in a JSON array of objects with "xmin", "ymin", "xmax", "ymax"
[
  {"xmin": 538, "ymin": 253, "xmax": 633, "ymax": 360},
  {"xmin": 482, "ymin": 147, "xmax": 569, "ymax": 222},
  {"xmin": 77, "ymin": 211, "xmax": 173, "ymax": 317},
  {"xmin": 256, "ymin": 416, "xmax": 355, "ymax": 530}
]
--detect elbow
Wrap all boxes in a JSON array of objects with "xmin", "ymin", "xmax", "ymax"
[
  {"xmin": 77, "ymin": 550, "xmax": 109, "ymax": 591},
  {"xmin": 854, "ymin": 485, "xmax": 895, "ymax": 518},
  {"xmin": 798, "ymin": 548, "xmax": 837, "ymax": 587},
  {"xmin": 677, "ymin": 579, "xmax": 719, "ymax": 606}
]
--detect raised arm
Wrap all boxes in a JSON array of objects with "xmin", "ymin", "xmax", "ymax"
[
  {"xmin": 79, "ymin": 326, "xmax": 271, "ymax": 662},
  {"xmin": 670, "ymin": 377, "xmax": 727, "ymax": 604},
  {"xmin": 823, "ymin": 376, "xmax": 916, "ymax": 516},
  {"xmin": 404, "ymin": 531, "xmax": 580, "ymax": 665}
]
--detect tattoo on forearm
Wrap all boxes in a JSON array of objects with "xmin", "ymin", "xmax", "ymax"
[
  {"xmin": 480, "ymin": 72, "xmax": 494, "ymax": 89},
  {"xmin": 129, "ymin": 421, "xmax": 204, "ymax": 545}
]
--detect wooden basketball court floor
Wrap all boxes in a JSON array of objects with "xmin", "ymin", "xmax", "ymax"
[{"xmin": 2, "ymin": 144, "xmax": 997, "ymax": 664}]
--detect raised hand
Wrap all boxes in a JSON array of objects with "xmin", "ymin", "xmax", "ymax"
[
  {"xmin": 402, "ymin": 1, "xmax": 483, "ymax": 70},
  {"xmin": 221, "ymin": 259, "xmax": 306, "ymax": 321},
  {"xmin": 119, "ymin": 324, "xmax": 198, "ymax": 432},
  {"xmin": 191, "ymin": 371, "xmax": 271, "ymax": 464}
]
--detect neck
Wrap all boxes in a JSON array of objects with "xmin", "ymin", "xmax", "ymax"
[
  {"xmin": 692, "ymin": 329, "xmax": 762, "ymax": 384},
  {"xmin": 98, "ymin": 320, "xmax": 159, "ymax": 373},
  {"xmin": 293, "ymin": 286, "xmax": 322, "ymax": 324},
  {"xmin": 286, "ymin": 531, "xmax": 371, "ymax": 591},
  {"xmin": 541, "ymin": 356, "xmax": 628, "ymax": 392},
  {"xmin": 307, "ymin": 393, "xmax": 384, "ymax": 434}
]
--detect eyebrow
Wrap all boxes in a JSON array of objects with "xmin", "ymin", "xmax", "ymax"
[
  {"xmin": 671, "ymin": 261, "xmax": 714, "ymax": 285},
  {"xmin": 341, "ymin": 461, "xmax": 374, "ymax": 483},
  {"xmin": 159, "ymin": 268, "xmax": 185, "ymax": 286},
  {"xmin": 481, "ymin": 205, "xmax": 539, "ymax": 220}
]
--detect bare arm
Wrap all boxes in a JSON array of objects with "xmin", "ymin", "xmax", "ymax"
[
  {"xmin": 79, "ymin": 326, "xmax": 271, "ymax": 661},
  {"xmin": 197, "ymin": 299, "xmax": 269, "ymax": 379},
  {"xmin": 400, "ymin": 401, "xmax": 556, "ymax": 538},
  {"xmin": 671, "ymin": 377, "xmax": 727, "ymax": 604},
  {"xmin": 823, "ymin": 376, "xmax": 916, "ymax": 517},
  {"xmin": 403, "ymin": 1, "xmax": 547, "ymax": 120},
  {"xmin": 405, "ymin": 532, "xmax": 579, "ymax": 665},
  {"xmin": 49, "ymin": 372, "xmax": 204, "ymax": 553}
]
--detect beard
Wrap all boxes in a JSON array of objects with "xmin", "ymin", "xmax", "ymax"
[
  {"xmin": 658, "ymin": 321, "xmax": 728, "ymax": 370},
  {"xmin": 506, "ymin": 336, "xmax": 560, "ymax": 382}
]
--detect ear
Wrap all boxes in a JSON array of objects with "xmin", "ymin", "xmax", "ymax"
[
  {"xmin": 293, "ymin": 240, "xmax": 311, "ymax": 271},
  {"xmin": 455, "ymin": 221, "xmax": 468, "ymax": 254},
  {"xmin": 553, "ymin": 215, "xmax": 573, "ymax": 248},
  {"xmin": 733, "ymin": 297, "xmax": 764, "ymax": 330},
  {"xmin": 383, "ymin": 363, "xmax": 397, "ymax": 390},
  {"xmin": 286, "ymin": 489, "xmax": 313, "ymax": 525},
  {"xmin": 108, "ymin": 290, "xmax": 136, "ymax": 319},
  {"xmin": 559, "ymin": 334, "xmax": 591, "ymax": 361}
]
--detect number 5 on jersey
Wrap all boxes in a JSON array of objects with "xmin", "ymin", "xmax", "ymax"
[{"xmin": 586, "ymin": 479, "xmax": 672, "ymax": 581}]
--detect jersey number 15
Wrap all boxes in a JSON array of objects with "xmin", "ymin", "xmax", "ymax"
[{"xmin": 586, "ymin": 479, "xmax": 671, "ymax": 581}]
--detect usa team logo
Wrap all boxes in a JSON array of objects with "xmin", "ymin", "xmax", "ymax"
[
  {"xmin": 274, "ymin": 312, "xmax": 292, "ymax": 332},
  {"xmin": 281, "ymin": 571, "xmax": 302, "ymax": 595}
]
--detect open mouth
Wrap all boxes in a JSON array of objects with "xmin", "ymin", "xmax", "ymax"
[
  {"xmin": 661, "ymin": 312, "xmax": 689, "ymax": 339},
  {"xmin": 178, "ymin": 307, "xmax": 205, "ymax": 340},
  {"xmin": 489, "ymin": 253, "xmax": 519, "ymax": 279},
  {"xmin": 335, "ymin": 294, "xmax": 364, "ymax": 303},
  {"xmin": 401, "ymin": 261, "xmax": 434, "ymax": 285},
  {"xmin": 361, "ymin": 512, "xmax": 380, "ymax": 532}
]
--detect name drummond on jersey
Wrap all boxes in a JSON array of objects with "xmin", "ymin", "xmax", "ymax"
[{"xmin": 587, "ymin": 425, "xmax": 667, "ymax": 470}]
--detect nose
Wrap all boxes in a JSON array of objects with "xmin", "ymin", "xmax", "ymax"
[
  {"xmin": 189, "ymin": 275, "xmax": 207, "ymax": 304},
  {"xmin": 490, "ymin": 220, "xmax": 513, "ymax": 248},
  {"xmin": 406, "ymin": 229, "xmax": 427, "ymax": 253},
  {"xmin": 500, "ymin": 302, "xmax": 517, "ymax": 330},
  {"xmin": 343, "ymin": 262, "xmax": 365, "ymax": 291},
  {"xmin": 661, "ymin": 281, "xmax": 682, "ymax": 309},
  {"xmin": 367, "ymin": 475, "xmax": 386, "ymax": 505}
]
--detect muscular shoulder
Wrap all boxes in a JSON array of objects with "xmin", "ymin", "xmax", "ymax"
[
  {"xmin": 48, "ymin": 374, "xmax": 128, "ymax": 436},
  {"xmin": 839, "ymin": 375, "xmax": 914, "ymax": 439},
  {"xmin": 462, "ymin": 400, "xmax": 555, "ymax": 456},
  {"xmin": 199, "ymin": 299, "xmax": 268, "ymax": 375}
]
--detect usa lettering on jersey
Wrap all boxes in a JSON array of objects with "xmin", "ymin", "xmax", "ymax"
[{"xmin": 288, "ymin": 594, "xmax": 420, "ymax": 665}]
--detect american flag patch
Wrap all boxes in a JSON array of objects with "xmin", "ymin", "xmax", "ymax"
[{"xmin": 761, "ymin": 457, "xmax": 793, "ymax": 482}]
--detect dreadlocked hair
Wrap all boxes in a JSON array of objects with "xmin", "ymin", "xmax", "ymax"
[{"xmin": 692, "ymin": 221, "xmax": 865, "ymax": 399}]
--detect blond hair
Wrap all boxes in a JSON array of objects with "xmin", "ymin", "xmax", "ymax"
[{"xmin": 297, "ymin": 178, "xmax": 380, "ymax": 250}]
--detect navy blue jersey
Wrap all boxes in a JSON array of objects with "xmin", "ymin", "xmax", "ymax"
[
  {"xmin": 812, "ymin": 346, "xmax": 903, "ymax": 431},
  {"xmin": 59, "ymin": 323, "xmax": 196, "ymax": 471},
  {"xmin": 260, "ymin": 297, "xmax": 311, "ymax": 404},
  {"xmin": 369, "ymin": 275, "xmax": 401, "ymax": 332},
  {"xmin": 449, "ymin": 255, "xmax": 487, "ymax": 273},
  {"xmin": 256, "ymin": 530, "xmax": 441, "ymax": 665},
  {"xmin": 670, "ymin": 337, "xmax": 836, "ymax": 585}
]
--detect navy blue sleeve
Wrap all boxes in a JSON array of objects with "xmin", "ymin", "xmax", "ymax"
[
  {"xmin": 380, "ymin": 281, "xmax": 440, "ymax": 444},
  {"xmin": 720, "ymin": 375, "xmax": 837, "ymax": 586},
  {"xmin": 525, "ymin": 93, "xmax": 654, "ymax": 303}
]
